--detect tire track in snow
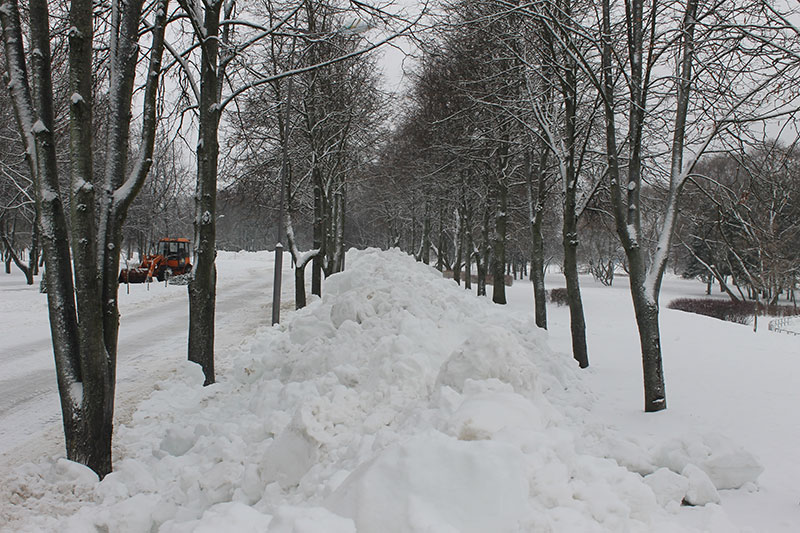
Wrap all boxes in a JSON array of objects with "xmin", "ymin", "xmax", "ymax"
[{"xmin": 0, "ymin": 261, "xmax": 278, "ymax": 467}]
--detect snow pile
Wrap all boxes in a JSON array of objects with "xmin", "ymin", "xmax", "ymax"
[{"xmin": 1, "ymin": 248, "xmax": 762, "ymax": 532}]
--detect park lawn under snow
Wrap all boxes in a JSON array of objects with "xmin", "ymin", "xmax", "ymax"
[{"xmin": 0, "ymin": 248, "xmax": 799, "ymax": 532}]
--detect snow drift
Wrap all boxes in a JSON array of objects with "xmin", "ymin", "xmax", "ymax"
[{"xmin": 1, "ymin": 248, "xmax": 762, "ymax": 532}]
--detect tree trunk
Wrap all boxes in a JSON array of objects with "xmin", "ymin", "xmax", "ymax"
[
  {"xmin": 312, "ymin": 167, "xmax": 324, "ymax": 295},
  {"xmin": 188, "ymin": 1, "xmax": 221, "ymax": 386},
  {"xmin": 476, "ymin": 203, "xmax": 490, "ymax": 296},
  {"xmin": 421, "ymin": 202, "xmax": 431, "ymax": 265},
  {"xmin": 491, "ymin": 177, "xmax": 507, "ymax": 304},
  {"xmin": 28, "ymin": 212, "xmax": 39, "ymax": 280},
  {"xmin": 4, "ymin": 218, "xmax": 14, "ymax": 274},
  {"xmin": 628, "ymin": 264, "xmax": 667, "ymax": 411},
  {"xmin": 527, "ymin": 148, "xmax": 548, "ymax": 330},
  {"xmin": 475, "ymin": 250, "xmax": 486, "ymax": 296},
  {"xmin": 1, "ymin": 232, "xmax": 33, "ymax": 284},
  {"xmin": 464, "ymin": 215, "xmax": 472, "ymax": 291},
  {"xmin": 563, "ymin": 219, "xmax": 588, "ymax": 368},
  {"xmin": 410, "ymin": 213, "xmax": 418, "ymax": 259},
  {"xmin": 436, "ymin": 204, "xmax": 444, "ymax": 271},
  {"xmin": 0, "ymin": 0, "xmax": 165, "ymax": 479},
  {"xmin": 333, "ymin": 183, "xmax": 345, "ymax": 273},
  {"xmin": 454, "ymin": 206, "xmax": 463, "ymax": 285},
  {"xmin": 562, "ymin": 115, "xmax": 588, "ymax": 366},
  {"xmin": 295, "ymin": 264, "xmax": 306, "ymax": 309}
]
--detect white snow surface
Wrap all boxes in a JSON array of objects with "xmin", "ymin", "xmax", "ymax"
[{"xmin": 1, "ymin": 248, "xmax": 798, "ymax": 532}]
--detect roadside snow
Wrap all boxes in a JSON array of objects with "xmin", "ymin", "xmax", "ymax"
[{"xmin": 1, "ymin": 249, "xmax": 797, "ymax": 531}]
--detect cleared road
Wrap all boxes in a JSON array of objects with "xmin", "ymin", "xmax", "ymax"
[{"xmin": 0, "ymin": 255, "xmax": 283, "ymax": 470}]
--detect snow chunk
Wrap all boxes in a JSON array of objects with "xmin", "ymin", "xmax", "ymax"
[
  {"xmin": 326, "ymin": 430, "xmax": 529, "ymax": 533},
  {"xmin": 435, "ymin": 325, "xmax": 539, "ymax": 396},
  {"xmin": 31, "ymin": 120, "xmax": 49, "ymax": 134},
  {"xmin": 159, "ymin": 426, "xmax": 196, "ymax": 456},
  {"xmin": 643, "ymin": 468, "xmax": 689, "ymax": 508},
  {"xmin": 447, "ymin": 386, "xmax": 546, "ymax": 440},
  {"xmin": 54, "ymin": 458, "xmax": 98, "ymax": 485},
  {"xmin": 260, "ymin": 408, "xmax": 320, "ymax": 489},
  {"xmin": 681, "ymin": 464, "xmax": 721, "ymax": 506},
  {"xmin": 69, "ymin": 382, "xmax": 83, "ymax": 406},
  {"xmin": 653, "ymin": 432, "xmax": 763, "ymax": 489},
  {"xmin": 70, "ymin": 92, "xmax": 84, "ymax": 105},
  {"xmin": 329, "ymin": 289, "xmax": 376, "ymax": 328}
]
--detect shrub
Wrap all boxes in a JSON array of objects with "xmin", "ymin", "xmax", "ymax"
[
  {"xmin": 667, "ymin": 298, "xmax": 797, "ymax": 325},
  {"xmin": 549, "ymin": 288, "xmax": 569, "ymax": 306},
  {"xmin": 442, "ymin": 271, "xmax": 513, "ymax": 286}
]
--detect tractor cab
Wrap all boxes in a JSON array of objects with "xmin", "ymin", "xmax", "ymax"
[{"xmin": 158, "ymin": 238, "xmax": 191, "ymax": 266}]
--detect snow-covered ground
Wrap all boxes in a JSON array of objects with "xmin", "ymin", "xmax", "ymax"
[{"xmin": 0, "ymin": 249, "xmax": 798, "ymax": 532}]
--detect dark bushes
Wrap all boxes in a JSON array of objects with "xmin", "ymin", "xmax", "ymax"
[
  {"xmin": 442, "ymin": 271, "xmax": 513, "ymax": 286},
  {"xmin": 549, "ymin": 288, "xmax": 569, "ymax": 306},
  {"xmin": 667, "ymin": 298, "xmax": 797, "ymax": 324}
]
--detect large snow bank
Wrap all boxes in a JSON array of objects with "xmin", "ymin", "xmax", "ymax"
[{"xmin": 1, "ymin": 249, "xmax": 760, "ymax": 532}]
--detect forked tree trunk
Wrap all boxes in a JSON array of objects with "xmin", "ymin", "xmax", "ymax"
[
  {"xmin": 286, "ymin": 212, "xmax": 318, "ymax": 311},
  {"xmin": 0, "ymin": 0, "xmax": 167, "ymax": 477},
  {"xmin": 1, "ymin": 232, "xmax": 34, "ymax": 284},
  {"xmin": 600, "ymin": 0, "xmax": 700, "ymax": 412}
]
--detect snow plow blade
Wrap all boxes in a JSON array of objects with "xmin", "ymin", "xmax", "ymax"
[{"xmin": 119, "ymin": 268, "xmax": 150, "ymax": 284}]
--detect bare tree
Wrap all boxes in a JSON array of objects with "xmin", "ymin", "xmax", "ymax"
[
  {"xmin": 0, "ymin": 0, "xmax": 170, "ymax": 475},
  {"xmin": 597, "ymin": 0, "xmax": 800, "ymax": 411}
]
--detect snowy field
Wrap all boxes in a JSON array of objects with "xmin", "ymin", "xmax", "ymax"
[{"xmin": 0, "ymin": 249, "xmax": 798, "ymax": 532}]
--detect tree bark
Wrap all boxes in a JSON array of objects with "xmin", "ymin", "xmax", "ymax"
[
  {"xmin": 562, "ymin": 90, "xmax": 588, "ymax": 368},
  {"xmin": 0, "ymin": 0, "xmax": 166, "ymax": 478},
  {"xmin": 454, "ymin": 205, "xmax": 463, "ymax": 285},
  {"xmin": 421, "ymin": 201, "xmax": 431, "ymax": 265},
  {"xmin": 436, "ymin": 204, "xmax": 444, "ymax": 271},
  {"xmin": 294, "ymin": 265, "xmax": 306, "ymax": 309},
  {"xmin": 527, "ymin": 148, "xmax": 548, "ymax": 329},
  {"xmin": 476, "ymin": 201, "xmax": 491, "ymax": 296},
  {"xmin": 464, "ymin": 206, "xmax": 472, "ymax": 290},
  {"xmin": 188, "ymin": 0, "xmax": 222, "ymax": 386},
  {"xmin": 491, "ymin": 176, "xmax": 507, "ymax": 304},
  {"xmin": 312, "ymin": 166, "xmax": 324, "ymax": 295},
  {"xmin": 28, "ymin": 211, "xmax": 39, "ymax": 279}
]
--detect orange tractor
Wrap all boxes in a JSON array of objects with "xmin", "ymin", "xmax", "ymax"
[{"xmin": 119, "ymin": 238, "xmax": 192, "ymax": 283}]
